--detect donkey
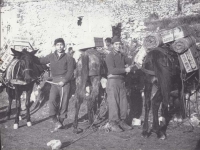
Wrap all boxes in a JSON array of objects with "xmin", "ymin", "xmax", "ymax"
[
  {"xmin": 73, "ymin": 48, "xmax": 107, "ymax": 133},
  {"xmin": 141, "ymin": 46, "xmax": 183, "ymax": 139},
  {"xmin": 3, "ymin": 48, "xmax": 47, "ymax": 129}
]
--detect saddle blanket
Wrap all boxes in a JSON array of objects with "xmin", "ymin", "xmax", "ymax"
[
  {"xmin": 6, "ymin": 59, "xmax": 19, "ymax": 81},
  {"xmin": 5, "ymin": 59, "xmax": 27, "ymax": 85}
]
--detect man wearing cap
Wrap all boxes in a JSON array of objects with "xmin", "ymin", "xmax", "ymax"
[
  {"xmin": 105, "ymin": 36, "xmax": 133, "ymax": 132},
  {"xmin": 39, "ymin": 38, "xmax": 75, "ymax": 130}
]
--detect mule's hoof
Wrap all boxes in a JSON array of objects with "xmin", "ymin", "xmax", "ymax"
[
  {"xmin": 19, "ymin": 116, "xmax": 22, "ymax": 121},
  {"xmin": 73, "ymin": 128, "xmax": 83, "ymax": 134},
  {"xmin": 142, "ymin": 131, "xmax": 149, "ymax": 138},
  {"xmin": 159, "ymin": 134, "xmax": 166, "ymax": 140},
  {"xmin": 13, "ymin": 124, "xmax": 19, "ymax": 129},
  {"xmin": 27, "ymin": 122, "xmax": 32, "ymax": 127}
]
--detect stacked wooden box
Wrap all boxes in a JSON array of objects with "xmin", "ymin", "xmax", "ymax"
[{"xmin": 143, "ymin": 24, "xmax": 200, "ymax": 73}]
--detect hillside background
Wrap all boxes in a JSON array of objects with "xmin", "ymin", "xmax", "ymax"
[{"xmin": 1, "ymin": 0, "xmax": 200, "ymax": 56}]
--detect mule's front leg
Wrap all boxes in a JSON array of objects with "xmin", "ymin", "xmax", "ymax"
[
  {"xmin": 142, "ymin": 84, "xmax": 151, "ymax": 138},
  {"xmin": 87, "ymin": 100, "xmax": 94, "ymax": 125},
  {"xmin": 157, "ymin": 104, "xmax": 170, "ymax": 140},
  {"xmin": 87, "ymin": 76, "xmax": 100, "ymax": 131},
  {"xmin": 26, "ymin": 89, "xmax": 33, "ymax": 127},
  {"xmin": 6, "ymin": 88, "xmax": 14, "ymax": 120},
  {"xmin": 142, "ymin": 100, "xmax": 151, "ymax": 138},
  {"xmin": 151, "ymin": 91, "xmax": 166, "ymax": 140},
  {"xmin": 73, "ymin": 97, "xmax": 82, "ymax": 134},
  {"xmin": 13, "ymin": 86, "xmax": 21, "ymax": 129}
]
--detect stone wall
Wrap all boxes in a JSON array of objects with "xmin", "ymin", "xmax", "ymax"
[
  {"xmin": 0, "ymin": 0, "xmax": 199, "ymax": 56},
  {"xmin": 1, "ymin": 0, "xmax": 114, "ymax": 56}
]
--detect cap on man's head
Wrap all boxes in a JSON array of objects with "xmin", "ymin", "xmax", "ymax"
[
  {"xmin": 54, "ymin": 38, "xmax": 65, "ymax": 47},
  {"xmin": 105, "ymin": 37, "xmax": 112, "ymax": 43},
  {"xmin": 111, "ymin": 36, "xmax": 121, "ymax": 44}
]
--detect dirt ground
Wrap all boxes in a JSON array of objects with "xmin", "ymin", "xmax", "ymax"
[{"xmin": 0, "ymin": 89, "xmax": 200, "ymax": 150}]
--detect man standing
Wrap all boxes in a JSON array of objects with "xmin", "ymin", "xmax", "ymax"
[
  {"xmin": 39, "ymin": 38, "xmax": 75, "ymax": 130},
  {"xmin": 105, "ymin": 36, "xmax": 133, "ymax": 132}
]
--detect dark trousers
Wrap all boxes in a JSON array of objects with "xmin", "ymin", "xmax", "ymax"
[
  {"xmin": 127, "ymin": 90, "xmax": 143, "ymax": 124},
  {"xmin": 49, "ymin": 78, "xmax": 70, "ymax": 119},
  {"xmin": 106, "ymin": 78, "xmax": 128, "ymax": 123}
]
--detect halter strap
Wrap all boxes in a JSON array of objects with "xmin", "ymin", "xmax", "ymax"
[
  {"xmin": 140, "ymin": 67, "xmax": 155, "ymax": 76},
  {"xmin": 23, "ymin": 68, "xmax": 33, "ymax": 73}
]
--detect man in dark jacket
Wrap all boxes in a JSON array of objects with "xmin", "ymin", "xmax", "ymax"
[
  {"xmin": 105, "ymin": 36, "xmax": 133, "ymax": 132},
  {"xmin": 39, "ymin": 38, "xmax": 75, "ymax": 130}
]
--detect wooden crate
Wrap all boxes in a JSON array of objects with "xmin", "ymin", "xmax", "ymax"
[
  {"xmin": 0, "ymin": 51, "xmax": 14, "ymax": 72},
  {"xmin": 94, "ymin": 37, "xmax": 104, "ymax": 47},
  {"xmin": 180, "ymin": 46, "xmax": 199, "ymax": 73}
]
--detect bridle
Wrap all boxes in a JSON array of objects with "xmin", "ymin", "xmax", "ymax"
[{"xmin": 23, "ymin": 68, "xmax": 33, "ymax": 73}]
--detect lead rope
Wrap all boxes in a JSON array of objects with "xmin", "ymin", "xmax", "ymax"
[
  {"xmin": 69, "ymin": 91, "xmax": 108, "ymax": 146},
  {"xmin": 59, "ymin": 87, "xmax": 64, "ymax": 110},
  {"xmin": 46, "ymin": 80, "xmax": 106, "ymax": 145}
]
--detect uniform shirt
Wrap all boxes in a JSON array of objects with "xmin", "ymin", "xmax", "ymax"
[
  {"xmin": 39, "ymin": 51, "xmax": 74, "ymax": 83},
  {"xmin": 106, "ymin": 51, "xmax": 132, "ymax": 76}
]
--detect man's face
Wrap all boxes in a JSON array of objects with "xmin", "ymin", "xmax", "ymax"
[
  {"xmin": 105, "ymin": 40, "xmax": 111, "ymax": 47},
  {"xmin": 69, "ymin": 50, "xmax": 74, "ymax": 56},
  {"xmin": 113, "ymin": 42, "xmax": 121, "ymax": 52},
  {"xmin": 55, "ymin": 42, "xmax": 65, "ymax": 53}
]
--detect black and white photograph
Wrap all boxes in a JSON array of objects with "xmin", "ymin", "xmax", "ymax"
[{"xmin": 0, "ymin": 0, "xmax": 200, "ymax": 149}]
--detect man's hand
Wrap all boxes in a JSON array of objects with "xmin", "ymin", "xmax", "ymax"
[
  {"xmin": 46, "ymin": 63, "xmax": 50, "ymax": 67},
  {"xmin": 58, "ymin": 81, "xmax": 65, "ymax": 87},
  {"xmin": 125, "ymin": 66, "xmax": 131, "ymax": 73},
  {"xmin": 135, "ymin": 63, "xmax": 142, "ymax": 69}
]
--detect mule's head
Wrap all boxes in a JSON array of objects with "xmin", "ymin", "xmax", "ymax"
[{"xmin": 11, "ymin": 48, "xmax": 38, "ymax": 83}]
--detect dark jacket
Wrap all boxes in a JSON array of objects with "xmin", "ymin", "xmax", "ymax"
[
  {"xmin": 106, "ymin": 51, "xmax": 132, "ymax": 76},
  {"xmin": 39, "ymin": 51, "xmax": 74, "ymax": 83}
]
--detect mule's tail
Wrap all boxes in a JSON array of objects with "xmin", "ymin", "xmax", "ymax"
[{"xmin": 78, "ymin": 53, "xmax": 89, "ymax": 100}]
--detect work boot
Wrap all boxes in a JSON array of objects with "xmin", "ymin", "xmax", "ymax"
[
  {"xmin": 51, "ymin": 115, "xmax": 62, "ymax": 130},
  {"xmin": 54, "ymin": 121, "xmax": 63, "ymax": 130},
  {"xmin": 119, "ymin": 120, "xmax": 133, "ymax": 131},
  {"xmin": 110, "ymin": 122, "xmax": 123, "ymax": 132}
]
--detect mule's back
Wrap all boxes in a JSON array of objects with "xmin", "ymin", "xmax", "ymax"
[{"xmin": 76, "ymin": 49, "xmax": 107, "ymax": 77}]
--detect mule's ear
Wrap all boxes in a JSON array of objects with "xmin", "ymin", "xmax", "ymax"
[
  {"xmin": 30, "ymin": 50, "xmax": 38, "ymax": 55},
  {"xmin": 11, "ymin": 48, "xmax": 22, "ymax": 57}
]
